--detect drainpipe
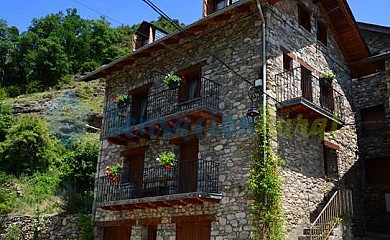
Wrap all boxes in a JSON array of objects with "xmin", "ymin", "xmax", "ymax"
[{"xmin": 256, "ymin": 0, "xmax": 267, "ymax": 153}]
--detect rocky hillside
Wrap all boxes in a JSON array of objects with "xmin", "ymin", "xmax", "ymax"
[{"xmin": 3, "ymin": 79, "xmax": 105, "ymax": 146}]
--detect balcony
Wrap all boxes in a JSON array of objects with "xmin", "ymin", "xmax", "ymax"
[
  {"xmin": 275, "ymin": 67, "xmax": 345, "ymax": 131},
  {"xmin": 95, "ymin": 158, "xmax": 221, "ymax": 210},
  {"xmin": 104, "ymin": 78, "xmax": 222, "ymax": 144}
]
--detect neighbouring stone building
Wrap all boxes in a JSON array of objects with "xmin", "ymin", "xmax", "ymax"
[
  {"xmin": 82, "ymin": 0, "xmax": 386, "ymax": 239},
  {"xmin": 352, "ymin": 22, "xmax": 390, "ymax": 235}
]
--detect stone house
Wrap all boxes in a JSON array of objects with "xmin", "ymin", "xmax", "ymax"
[
  {"xmin": 82, "ymin": 0, "xmax": 382, "ymax": 239},
  {"xmin": 352, "ymin": 22, "xmax": 390, "ymax": 235}
]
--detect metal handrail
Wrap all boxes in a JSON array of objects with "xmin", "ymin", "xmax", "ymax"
[
  {"xmin": 309, "ymin": 189, "xmax": 353, "ymax": 240},
  {"xmin": 104, "ymin": 77, "xmax": 221, "ymax": 137},
  {"xmin": 275, "ymin": 67, "xmax": 345, "ymax": 122},
  {"xmin": 95, "ymin": 158, "xmax": 220, "ymax": 203}
]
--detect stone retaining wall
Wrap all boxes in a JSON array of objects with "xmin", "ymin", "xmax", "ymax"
[{"xmin": 0, "ymin": 214, "xmax": 87, "ymax": 240}]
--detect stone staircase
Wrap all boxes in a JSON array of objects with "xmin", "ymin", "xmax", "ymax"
[{"xmin": 298, "ymin": 189, "xmax": 353, "ymax": 240}]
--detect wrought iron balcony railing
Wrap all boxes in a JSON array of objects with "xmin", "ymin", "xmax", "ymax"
[
  {"xmin": 104, "ymin": 78, "xmax": 221, "ymax": 137},
  {"xmin": 95, "ymin": 158, "xmax": 220, "ymax": 204},
  {"xmin": 275, "ymin": 67, "xmax": 345, "ymax": 123}
]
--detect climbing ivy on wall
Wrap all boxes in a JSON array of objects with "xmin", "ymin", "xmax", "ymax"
[{"xmin": 249, "ymin": 106, "xmax": 285, "ymax": 240}]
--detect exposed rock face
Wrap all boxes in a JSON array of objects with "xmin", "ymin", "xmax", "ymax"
[{"xmin": 12, "ymin": 94, "xmax": 56, "ymax": 114}]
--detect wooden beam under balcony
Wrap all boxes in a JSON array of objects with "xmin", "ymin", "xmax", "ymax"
[
  {"xmin": 278, "ymin": 97, "xmax": 343, "ymax": 132},
  {"xmin": 105, "ymin": 107, "xmax": 222, "ymax": 144},
  {"xmin": 97, "ymin": 192, "xmax": 222, "ymax": 211}
]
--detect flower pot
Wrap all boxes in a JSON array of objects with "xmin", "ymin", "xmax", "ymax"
[
  {"xmin": 163, "ymin": 165, "xmax": 171, "ymax": 170},
  {"xmin": 320, "ymin": 77, "xmax": 332, "ymax": 86},
  {"xmin": 117, "ymin": 101, "xmax": 129, "ymax": 109},
  {"xmin": 168, "ymin": 82, "xmax": 179, "ymax": 90}
]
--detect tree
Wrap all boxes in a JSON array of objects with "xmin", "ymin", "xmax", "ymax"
[
  {"xmin": 60, "ymin": 134, "xmax": 99, "ymax": 213},
  {"xmin": 0, "ymin": 115, "xmax": 62, "ymax": 176},
  {"xmin": 0, "ymin": 102, "xmax": 13, "ymax": 142}
]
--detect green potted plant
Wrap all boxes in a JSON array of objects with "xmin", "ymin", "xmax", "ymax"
[
  {"xmin": 105, "ymin": 163, "xmax": 123, "ymax": 183},
  {"xmin": 163, "ymin": 74, "xmax": 182, "ymax": 89},
  {"xmin": 320, "ymin": 71, "xmax": 335, "ymax": 85},
  {"xmin": 113, "ymin": 94, "xmax": 130, "ymax": 108},
  {"xmin": 157, "ymin": 151, "xmax": 176, "ymax": 169}
]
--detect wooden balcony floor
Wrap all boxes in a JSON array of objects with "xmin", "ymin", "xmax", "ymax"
[
  {"xmin": 97, "ymin": 192, "xmax": 222, "ymax": 211},
  {"xmin": 278, "ymin": 97, "xmax": 343, "ymax": 132},
  {"xmin": 106, "ymin": 106, "xmax": 222, "ymax": 145}
]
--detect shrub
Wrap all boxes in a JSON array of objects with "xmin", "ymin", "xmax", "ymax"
[
  {"xmin": 60, "ymin": 182, "xmax": 93, "ymax": 214},
  {"xmin": 0, "ymin": 115, "xmax": 63, "ymax": 176},
  {"xmin": 0, "ymin": 102, "xmax": 13, "ymax": 142},
  {"xmin": 20, "ymin": 170, "xmax": 61, "ymax": 206},
  {"xmin": 0, "ymin": 188, "xmax": 17, "ymax": 214},
  {"xmin": 26, "ymin": 80, "xmax": 45, "ymax": 94},
  {"xmin": 5, "ymin": 85, "xmax": 21, "ymax": 98},
  {"xmin": 0, "ymin": 87, "xmax": 9, "ymax": 100},
  {"xmin": 60, "ymin": 134, "xmax": 99, "ymax": 213},
  {"xmin": 78, "ymin": 214, "xmax": 94, "ymax": 240}
]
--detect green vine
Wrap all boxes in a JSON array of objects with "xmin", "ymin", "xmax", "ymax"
[{"xmin": 249, "ymin": 106, "xmax": 285, "ymax": 240}]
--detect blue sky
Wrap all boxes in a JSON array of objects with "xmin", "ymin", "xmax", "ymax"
[{"xmin": 0, "ymin": 0, "xmax": 389, "ymax": 32}]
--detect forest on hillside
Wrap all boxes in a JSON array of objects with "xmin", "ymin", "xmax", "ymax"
[{"xmin": 0, "ymin": 8, "xmax": 183, "ymax": 98}]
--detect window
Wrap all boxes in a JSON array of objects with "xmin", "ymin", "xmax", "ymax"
[
  {"xmin": 317, "ymin": 20, "xmax": 328, "ymax": 45},
  {"xmin": 178, "ymin": 65, "xmax": 202, "ymax": 103},
  {"xmin": 131, "ymin": 87, "xmax": 149, "ymax": 124},
  {"xmin": 366, "ymin": 158, "xmax": 390, "ymax": 184},
  {"xmin": 215, "ymin": 0, "xmax": 229, "ymax": 11},
  {"xmin": 283, "ymin": 52, "xmax": 293, "ymax": 71},
  {"xmin": 361, "ymin": 105, "xmax": 386, "ymax": 131},
  {"xmin": 298, "ymin": 3, "xmax": 311, "ymax": 32},
  {"xmin": 204, "ymin": 0, "xmax": 232, "ymax": 15},
  {"xmin": 323, "ymin": 144, "xmax": 339, "ymax": 178}
]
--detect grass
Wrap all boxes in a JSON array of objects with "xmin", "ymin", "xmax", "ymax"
[
  {"xmin": 0, "ymin": 169, "xmax": 63, "ymax": 215},
  {"xmin": 4, "ymin": 79, "xmax": 105, "ymax": 115},
  {"xmin": 17, "ymin": 169, "xmax": 63, "ymax": 215}
]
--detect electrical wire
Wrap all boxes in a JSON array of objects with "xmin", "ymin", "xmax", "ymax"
[
  {"xmin": 69, "ymin": 0, "xmax": 125, "ymax": 26},
  {"xmin": 140, "ymin": 0, "xmax": 353, "ymax": 127}
]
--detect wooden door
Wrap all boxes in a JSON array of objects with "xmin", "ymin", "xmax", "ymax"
[
  {"xmin": 131, "ymin": 90, "xmax": 148, "ymax": 124},
  {"xmin": 148, "ymin": 225, "xmax": 157, "ymax": 240},
  {"xmin": 129, "ymin": 153, "xmax": 145, "ymax": 190},
  {"xmin": 319, "ymin": 81, "xmax": 334, "ymax": 111},
  {"xmin": 103, "ymin": 226, "xmax": 131, "ymax": 240},
  {"xmin": 179, "ymin": 139, "xmax": 199, "ymax": 193},
  {"xmin": 300, "ymin": 66, "xmax": 313, "ymax": 101},
  {"xmin": 176, "ymin": 221, "xmax": 211, "ymax": 240}
]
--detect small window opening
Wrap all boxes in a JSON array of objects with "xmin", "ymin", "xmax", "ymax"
[{"xmin": 298, "ymin": 3, "xmax": 311, "ymax": 32}]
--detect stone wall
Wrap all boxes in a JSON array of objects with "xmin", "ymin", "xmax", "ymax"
[
  {"xmin": 352, "ymin": 70, "xmax": 390, "ymax": 234},
  {"xmin": 0, "ymin": 214, "xmax": 85, "ymax": 240},
  {"xmin": 265, "ymin": 0, "xmax": 359, "ymax": 238},
  {"xmin": 95, "ymin": 3, "xmax": 262, "ymax": 240}
]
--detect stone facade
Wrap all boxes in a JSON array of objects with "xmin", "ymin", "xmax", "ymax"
[
  {"xmin": 265, "ymin": 0, "xmax": 359, "ymax": 238},
  {"xmin": 93, "ymin": 0, "xmax": 360, "ymax": 239},
  {"xmin": 351, "ymin": 23, "xmax": 390, "ymax": 235},
  {"xmin": 352, "ymin": 70, "xmax": 390, "ymax": 234},
  {"xmin": 0, "ymin": 214, "xmax": 84, "ymax": 240}
]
